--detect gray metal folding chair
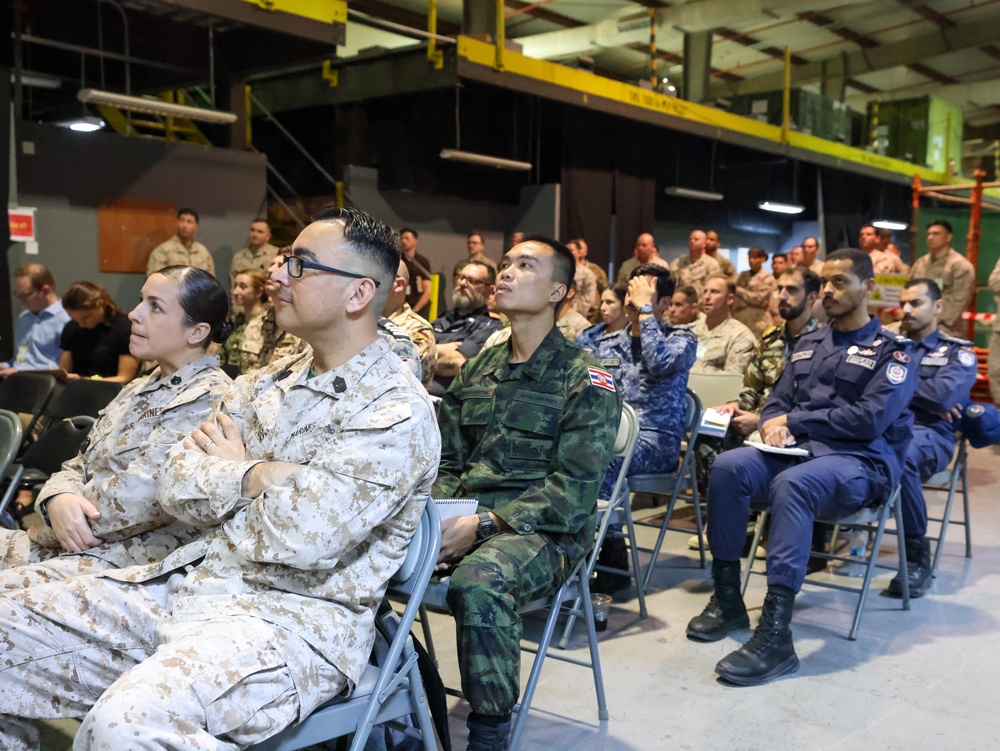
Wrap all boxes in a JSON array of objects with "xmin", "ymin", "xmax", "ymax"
[
  {"xmin": 923, "ymin": 437, "xmax": 971, "ymax": 576},
  {"xmin": 558, "ymin": 401, "xmax": 642, "ymax": 648},
  {"xmin": 741, "ymin": 483, "xmax": 910, "ymax": 640},
  {"xmin": 634, "ymin": 389, "xmax": 706, "ymax": 593},
  {"xmin": 250, "ymin": 499, "xmax": 441, "ymax": 751},
  {"xmin": 0, "ymin": 372, "xmax": 55, "ymax": 447}
]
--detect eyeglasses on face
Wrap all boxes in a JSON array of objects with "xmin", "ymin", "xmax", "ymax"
[
  {"xmin": 281, "ymin": 255, "xmax": 380, "ymax": 288},
  {"xmin": 456, "ymin": 273, "xmax": 488, "ymax": 288}
]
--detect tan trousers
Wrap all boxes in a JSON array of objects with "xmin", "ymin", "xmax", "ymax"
[{"xmin": 0, "ymin": 573, "xmax": 345, "ymax": 751}]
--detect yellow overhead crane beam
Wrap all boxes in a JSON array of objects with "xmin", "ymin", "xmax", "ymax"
[
  {"xmin": 239, "ymin": 0, "xmax": 346, "ymax": 25},
  {"xmin": 455, "ymin": 36, "xmax": 951, "ymax": 186}
]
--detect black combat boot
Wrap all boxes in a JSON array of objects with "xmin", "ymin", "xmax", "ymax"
[
  {"xmin": 886, "ymin": 536, "xmax": 932, "ymax": 598},
  {"xmin": 715, "ymin": 584, "xmax": 799, "ymax": 686},
  {"xmin": 686, "ymin": 559, "xmax": 750, "ymax": 641},
  {"xmin": 591, "ymin": 533, "xmax": 630, "ymax": 595},
  {"xmin": 467, "ymin": 712, "xmax": 512, "ymax": 751}
]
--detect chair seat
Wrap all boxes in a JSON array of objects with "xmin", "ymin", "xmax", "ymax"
[
  {"xmin": 924, "ymin": 470, "xmax": 951, "ymax": 486},
  {"xmin": 627, "ymin": 472, "xmax": 681, "ymax": 494}
]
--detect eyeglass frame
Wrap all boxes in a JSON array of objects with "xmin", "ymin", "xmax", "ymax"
[
  {"xmin": 280, "ymin": 255, "xmax": 381, "ymax": 288},
  {"xmin": 456, "ymin": 272, "xmax": 490, "ymax": 288}
]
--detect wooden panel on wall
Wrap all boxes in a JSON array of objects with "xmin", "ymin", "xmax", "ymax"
[{"xmin": 97, "ymin": 197, "xmax": 176, "ymax": 273}]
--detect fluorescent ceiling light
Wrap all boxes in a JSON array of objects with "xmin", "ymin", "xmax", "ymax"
[
  {"xmin": 78, "ymin": 88, "xmax": 237, "ymax": 125},
  {"xmin": 439, "ymin": 149, "xmax": 532, "ymax": 171},
  {"xmin": 758, "ymin": 201, "xmax": 804, "ymax": 215},
  {"xmin": 56, "ymin": 115, "xmax": 105, "ymax": 132},
  {"xmin": 10, "ymin": 70, "xmax": 61, "ymax": 89},
  {"xmin": 665, "ymin": 186, "xmax": 724, "ymax": 201},
  {"xmin": 873, "ymin": 219, "xmax": 908, "ymax": 231}
]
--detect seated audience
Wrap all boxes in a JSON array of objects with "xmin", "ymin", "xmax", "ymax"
[
  {"xmin": 432, "ymin": 259, "xmax": 503, "ymax": 389},
  {"xmin": 688, "ymin": 249, "xmax": 917, "ymax": 686},
  {"xmin": 885, "ymin": 278, "xmax": 977, "ymax": 598},
  {"xmin": 384, "ymin": 259, "xmax": 438, "ymax": 387},
  {"xmin": 0, "ymin": 206, "xmax": 439, "ymax": 749},
  {"xmin": 571, "ymin": 250, "xmax": 600, "ymax": 322},
  {"xmin": 399, "ymin": 227, "xmax": 433, "ymax": 318},
  {"xmin": 435, "ymin": 235, "xmax": 620, "ymax": 751},
  {"xmin": 0, "ymin": 263, "xmax": 70, "ymax": 376},
  {"xmin": 691, "ymin": 275, "xmax": 756, "ymax": 374},
  {"xmin": 732, "ymin": 247, "xmax": 776, "ymax": 338},
  {"xmin": 60, "ymin": 281, "xmax": 140, "ymax": 383},
  {"xmin": 230, "ymin": 269, "xmax": 269, "ymax": 327},
  {"xmin": 0, "ymin": 266, "xmax": 232, "ymax": 588},
  {"xmin": 237, "ymin": 247, "xmax": 307, "ymax": 373},
  {"xmin": 219, "ymin": 269, "xmax": 269, "ymax": 376},
  {"xmin": 594, "ymin": 264, "xmax": 697, "ymax": 592},
  {"xmin": 577, "ymin": 282, "xmax": 628, "ymax": 354}
]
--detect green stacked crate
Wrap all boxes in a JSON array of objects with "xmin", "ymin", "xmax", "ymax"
[{"xmin": 864, "ymin": 96, "xmax": 963, "ymax": 173}]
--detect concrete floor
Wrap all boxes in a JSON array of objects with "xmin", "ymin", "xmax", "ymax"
[{"xmin": 37, "ymin": 443, "xmax": 1000, "ymax": 750}]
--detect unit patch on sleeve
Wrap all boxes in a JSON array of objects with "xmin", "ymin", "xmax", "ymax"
[{"xmin": 588, "ymin": 368, "xmax": 617, "ymax": 392}]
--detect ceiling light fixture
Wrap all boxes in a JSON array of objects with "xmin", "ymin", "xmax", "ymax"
[
  {"xmin": 11, "ymin": 70, "xmax": 61, "ymax": 90},
  {"xmin": 439, "ymin": 149, "xmax": 532, "ymax": 171},
  {"xmin": 56, "ymin": 115, "xmax": 106, "ymax": 132},
  {"xmin": 665, "ymin": 186, "xmax": 724, "ymax": 201},
  {"xmin": 758, "ymin": 200, "xmax": 804, "ymax": 215},
  {"xmin": 77, "ymin": 88, "xmax": 237, "ymax": 125},
  {"xmin": 873, "ymin": 219, "xmax": 908, "ymax": 231}
]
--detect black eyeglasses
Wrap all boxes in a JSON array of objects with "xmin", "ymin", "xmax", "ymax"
[{"xmin": 281, "ymin": 255, "xmax": 380, "ymax": 288}]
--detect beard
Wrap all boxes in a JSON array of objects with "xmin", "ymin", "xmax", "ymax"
[
  {"xmin": 779, "ymin": 299, "xmax": 807, "ymax": 320},
  {"xmin": 453, "ymin": 288, "xmax": 485, "ymax": 311}
]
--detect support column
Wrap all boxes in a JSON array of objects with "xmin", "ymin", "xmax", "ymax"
[
  {"xmin": 683, "ymin": 31, "xmax": 713, "ymax": 104},
  {"xmin": 821, "ymin": 53, "xmax": 847, "ymax": 101},
  {"xmin": 463, "ymin": 0, "xmax": 499, "ymax": 42}
]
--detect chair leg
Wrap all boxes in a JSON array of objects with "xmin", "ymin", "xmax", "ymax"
[
  {"xmin": 641, "ymin": 488, "xmax": 682, "ymax": 594},
  {"xmin": 893, "ymin": 494, "xmax": 910, "ymax": 612},
  {"xmin": 417, "ymin": 604, "xmax": 438, "ymax": 667},
  {"xmin": 929, "ymin": 463, "xmax": 961, "ymax": 578},
  {"xmin": 622, "ymin": 494, "xmax": 647, "ymax": 619},
  {"xmin": 741, "ymin": 511, "xmax": 768, "ymax": 596},
  {"xmin": 961, "ymin": 461, "xmax": 972, "ymax": 559},
  {"xmin": 692, "ymin": 481, "xmax": 706, "ymax": 569},
  {"xmin": 577, "ymin": 575, "xmax": 609, "ymax": 722}
]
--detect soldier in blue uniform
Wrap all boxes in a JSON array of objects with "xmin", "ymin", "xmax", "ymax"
[
  {"xmin": 435, "ymin": 236, "xmax": 622, "ymax": 751},
  {"xmin": 687, "ymin": 248, "xmax": 918, "ymax": 686},
  {"xmin": 576, "ymin": 281, "xmax": 628, "ymax": 355},
  {"xmin": 591, "ymin": 264, "xmax": 697, "ymax": 592},
  {"xmin": 886, "ymin": 278, "xmax": 977, "ymax": 597}
]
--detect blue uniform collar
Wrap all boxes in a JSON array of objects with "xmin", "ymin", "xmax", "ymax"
[
  {"xmin": 914, "ymin": 328, "xmax": 941, "ymax": 354},
  {"xmin": 831, "ymin": 315, "xmax": 883, "ymax": 346}
]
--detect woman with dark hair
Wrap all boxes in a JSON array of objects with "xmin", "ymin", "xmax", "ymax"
[
  {"xmin": 0, "ymin": 266, "xmax": 233, "ymax": 589},
  {"xmin": 219, "ymin": 268, "xmax": 272, "ymax": 376},
  {"xmin": 59, "ymin": 281, "xmax": 140, "ymax": 383},
  {"xmin": 576, "ymin": 281, "xmax": 629, "ymax": 354}
]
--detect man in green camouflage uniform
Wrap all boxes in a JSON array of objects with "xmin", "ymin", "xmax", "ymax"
[{"xmin": 435, "ymin": 235, "xmax": 622, "ymax": 751}]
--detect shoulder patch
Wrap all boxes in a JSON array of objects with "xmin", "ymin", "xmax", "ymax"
[
  {"xmin": 588, "ymin": 368, "xmax": 616, "ymax": 392},
  {"xmin": 959, "ymin": 349, "xmax": 977, "ymax": 367},
  {"xmin": 893, "ymin": 351, "xmax": 911, "ymax": 363},
  {"xmin": 886, "ymin": 362, "xmax": 908, "ymax": 385}
]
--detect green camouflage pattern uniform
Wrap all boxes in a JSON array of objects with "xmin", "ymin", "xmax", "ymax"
[
  {"xmin": 737, "ymin": 317, "xmax": 822, "ymax": 413},
  {"xmin": 435, "ymin": 326, "xmax": 622, "ymax": 717}
]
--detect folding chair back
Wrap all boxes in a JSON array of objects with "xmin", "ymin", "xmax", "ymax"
[
  {"xmin": 0, "ymin": 372, "xmax": 56, "ymax": 441},
  {"xmin": 14, "ymin": 416, "xmax": 96, "ymax": 497},
  {"xmin": 559, "ymin": 402, "xmax": 641, "ymax": 646},
  {"xmin": 250, "ymin": 499, "xmax": 441, "ymax": 751},
  {"xmin": 924, "ymin": 437, "xmax": 971, "ymax": 575},
  {"xmin": 633, "ymin": 388, "xmax": 707, "ymax": 592},
  {"xmin": 0, "ymin": 410, "xmax": 26, "ymax": 521},
  {"xmin": 45, "ymin": 379, "xmax": 122, "ymax": 424},
  {"xmin": 687, "ymin": 371, "xmax": 745, "ymax": 409},
  {"xmin": 742, "ymin": 484, "xmax": 909, "ymax": 640}
]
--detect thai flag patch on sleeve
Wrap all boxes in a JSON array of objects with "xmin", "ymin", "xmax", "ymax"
[{"xmin": 589, "ymin": 368, "xmax": 616, "ymax": 392}]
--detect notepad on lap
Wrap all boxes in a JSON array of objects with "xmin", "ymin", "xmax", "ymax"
[
  {"xmin": 699, "ymin": 408, "xmax": 732, "ymax": 438},
  {"xmin": 434, "ymin": 498, "xmax": 479, "ymax": 522}
]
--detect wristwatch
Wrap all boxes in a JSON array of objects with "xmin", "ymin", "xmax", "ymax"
[
  {"xmin": 637, "ymin": 303, "xmax": 654, "ymax": 315},
  {"xmin": 475, "ymin": 511, "xmax": 500, "ymax": 543}
]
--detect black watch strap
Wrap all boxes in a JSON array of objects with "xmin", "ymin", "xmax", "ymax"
[{"xmin": 476, "ymin": 511, "xmax": 499, "ymax": 543}]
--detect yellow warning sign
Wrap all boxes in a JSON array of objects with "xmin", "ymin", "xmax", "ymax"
[{"xmin": 871, "ymin": 274, "xmax": 907, "ymax": 308}]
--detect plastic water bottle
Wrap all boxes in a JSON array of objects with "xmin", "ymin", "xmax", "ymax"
[{"xmin": 834, "ymin": 528, "xmax": 868, "ymax": 578}]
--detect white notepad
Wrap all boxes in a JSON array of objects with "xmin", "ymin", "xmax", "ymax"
[
  {"xmin": 745, "ymin": 440, "xmax": 810, "ymax": 457},
  {"xmin": 434, "ymin": 498, "xmax": 480, "ymax": 522}
]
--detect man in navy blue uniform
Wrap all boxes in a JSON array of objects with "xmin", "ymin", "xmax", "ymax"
[
  {"xmin": 885, "ymin": 278, "xmax": 977, "ymax": 598},
  {"xmin": 593, "ymin": 264, "xmax": 697, "ymax": 591},
  {"xmin": 687, "ymin": 248, "xmax": 918, "ymax": 686}
]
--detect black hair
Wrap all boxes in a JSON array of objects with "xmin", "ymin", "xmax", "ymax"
[
  {"xmin": 748, "ymin": 246, "xmax": 768, "ymax": 259},
  {"xmin": 311, "ymin": 206, "xmax": 401, "ymax": 310},
  {"xmin": 251, "ymin": 218, "xmax": 271, "ymax": 229},
  {"xmin": 400, "ymin": 227, "xmax": 419, "ymax": 239},
  {"xmin": 630, "ymin": 263, "xmax": 675, "ymax": 301},
  {"xmin": 676, "ymin": 284, "xmax": 699, "ymax": 304},
  {"xmin": 606, "ymin": 281, "xmax": 628, "ymax": 305},
  {"xmin": 518, "ymin": 234, "xmax": 576, "ymax": 296},
  {"xmin": 827, "ymin": 248, "xmax": 874, "ymax": 281},
  {"xmin": 780, "ymin": 267, "xmax": 822, "ymax": 297},
  {"xmin": 462, "ymin": 258, "xmax": 497, "ymax": 285},
  {"xmin": 929, "ymin": 219, "xmax": 954, "ymax": 234},
  {"xmin": 177, "ymin": 208, "xmax": 199, "ymax": 223},
  {"xmin": 153, "ymin": 266, "xmax": 232, "ymax": 347},
  {"xmin": 772, "ymin": 252, "xmax": 787, "ymax": 261},
  {"xmin": 905, "ymin": 277, "xmax": 943, "ymax": 303}
]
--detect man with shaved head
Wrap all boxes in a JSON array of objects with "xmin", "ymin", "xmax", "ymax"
[
  {"xmin": 671, "ymin": 229, "xmax": 722, "ymax": 299},
  {"xmin": 617, "ymin": 232, "xmax": 668, "ymax": 283}
]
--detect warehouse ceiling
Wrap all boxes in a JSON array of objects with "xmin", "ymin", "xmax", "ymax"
[{"xmin": 11, "ymin": 0, "xmax": 1000, "ymax": 146}]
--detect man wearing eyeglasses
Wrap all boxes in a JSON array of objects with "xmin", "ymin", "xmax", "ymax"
[
  {"xmin": 432, "ymin": 259, "xmax": 503, "ymax": 390},
  {"xmin": 0, "ymin": 263, "xmax": 71, "ymax": 377},
  {"xmin": 0, "ymin": 207, "xmax": 441, "ymax": 749}
]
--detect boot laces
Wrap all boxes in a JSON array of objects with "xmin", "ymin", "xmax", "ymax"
[{"xmin": 743, "ymin": 604, "xmax": 780, "ymax": 655}]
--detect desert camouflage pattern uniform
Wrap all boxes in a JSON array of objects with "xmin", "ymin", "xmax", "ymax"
[
  {"xmin": 0, "ymin": 355, "xmax": 230, "ymax": 590},
  {"xmin": 146, "ymin": 236, "xmax": 215, "ymax": 277},
  {"xmin": 671, "ymin": 253, "xmax": 722, "ymax": 299},
  {"xmin": 691, "ymin": 315, "xmax": 757, "ymax": 374},
  {"xmin": 732, "ymin": 269, "xmax": 777, "ymax": 338},
  {"xmin": 557, "ymin": 307, "xmax": 593, "ymax": 342},
  {"xmin": 389, "ymin": 302, "xmax": 438, "ymax": 386},
  {"xmin": 870, "ymin": 248, "xmax": 909, "ymax": 275},
  {"xmin": 378, "ymin": 315, "xmax": 423, "ymax": 382},
  {"xmin": 436, "ymin": 326, "xmax": 622, "ymax": 717},
  {"xmin": 573, "ymin": 263, "xmax": 599, "ymax": 320},
  {"xmin": 0, "ymin": 339, "xmax": 440, "ymax": 750},
  {"xmin": 229, "ymin": 242, "xmax": 279, "ymax": 287},
  {"xmin": 909, "ymin": 248, "xmax": 976, "ymax": 338}
]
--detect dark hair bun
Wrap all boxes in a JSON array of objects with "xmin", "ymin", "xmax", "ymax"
[{"xmin": 214, "ymin": 318, "xmax": 235, "ymax": 344}]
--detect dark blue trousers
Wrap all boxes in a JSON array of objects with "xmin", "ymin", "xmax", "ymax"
[{"xmin": 899, "ymin": 426, "xmax": 954, "ymax": 538}]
